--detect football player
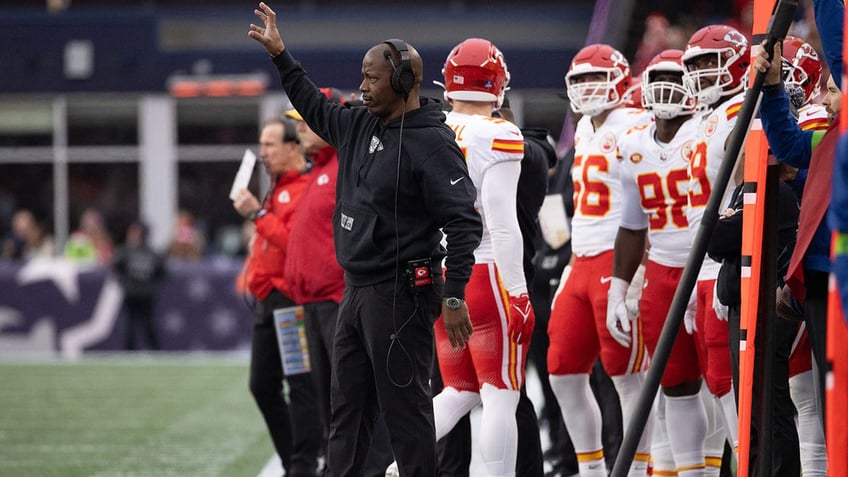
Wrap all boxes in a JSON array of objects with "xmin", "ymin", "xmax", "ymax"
[
  {"xmin": 431, "ymin": 37, "xmax": 532, "ymax": 477},
  {"xmin": 677, "ymin": 24, "xmax": 750, "ymax": 476},
  {"xmin": 547, "ymin": 43, "xmax": 653, "ymax": 477},
  {"xmin": 611, "ymin": 49, "xmax": 699, "ymax": 477}
]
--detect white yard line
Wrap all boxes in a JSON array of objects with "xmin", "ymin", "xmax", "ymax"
[{"xmin": 258, "ymin": 454, "xmax": 282, "ymax": 477}]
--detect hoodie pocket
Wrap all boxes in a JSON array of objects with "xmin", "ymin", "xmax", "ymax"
[{"xmin": 333, "ymin": 201, "xmax": 382, "ymax": 271}]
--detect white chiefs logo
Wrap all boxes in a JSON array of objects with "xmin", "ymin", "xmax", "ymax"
[
  {"xmin": 705, "ymin": 114, "xmax": 719, "ymax": 137},
  {"xmin": 277, "ymin": 190, "xmax": 291, "ymax": 203},
  {"xmin": 317, "ymin": 173, "xmax": 330, "ymax": 186},
  {"xmin": 600, "ymin": 132, "xmax": 617, "ymax": 153},
  {"xmin": 681, "ymin": 140, "xmax": 694, "ymax": 161},
  {"xmin": 722, "ymin": 30, "xmax": 748, "ymax": 55},
  {"xmin": 798, "ymin": 43, "xmax": 819, "ymax": 61}
]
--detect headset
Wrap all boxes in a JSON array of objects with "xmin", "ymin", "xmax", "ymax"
[
  {"xmin": 279, "ymin": 116, "xmax": 300, "ymax": 144},
  {"xmin": 383, "ymin": 38, "xmax": 415, "ymax": 101}
]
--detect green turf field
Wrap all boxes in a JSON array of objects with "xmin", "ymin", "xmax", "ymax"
[{"xmin": 0, "ymin": 354, "xmax": 275, "ymax": 477}]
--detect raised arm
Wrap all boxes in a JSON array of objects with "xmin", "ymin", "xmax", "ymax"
[{"xmin": 248, "ymin": 2, "xmax": 285, "ymax": 57}]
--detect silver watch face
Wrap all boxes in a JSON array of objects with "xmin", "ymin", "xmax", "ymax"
[{"xmin": 445, "ymin": 297, "xmax": 462, "ymax": 310}]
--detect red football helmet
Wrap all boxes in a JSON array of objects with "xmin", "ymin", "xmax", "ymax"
[
  {"xmin": 641, "ymin": 49, "xmax": 696, "ymax": 119},
  {"xmin": 443, "ymin": 38, "xmax": 510, "ymax": 108},
  {"xmin": 565, "ymin": 43, "xmax": 631, "ymax": 116},
  {"xmin": 623, "ymin": 77, "xmax": 642, "ymax": 109},
  {"xmin": 682, "ymin": 25, "xmax": 749, "ymax": 105},
  {"xmin": 781, "ymin": 35, "xmax": 822, "ymax": 105}
]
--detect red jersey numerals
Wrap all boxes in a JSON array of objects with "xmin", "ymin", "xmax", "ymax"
[
  {"xmin": 637, "ymin": 169, "xmax": 689, "ymax": 230},
  {"xmin": 688, "ymin": 141, "xmax": 711, "ymax": 207},
  {"xmin": 449, "ymin": 124, "xmax": 469, "ymax": 161},
  {"xmin": 573, "ymin": 154, "xmax": 612, "ymax": 217}
]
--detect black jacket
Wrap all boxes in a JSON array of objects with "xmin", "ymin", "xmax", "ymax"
[
  {"xmin": 517, "ymin": 128, "xmax": 555, "ymax": 284},
  {"xmin": 273, "ymin": 51, "xmax": 482, "ymax": 298},
  {"xmin": 708, "ymin": 181, "xmax": 799, "ymax": 306}
]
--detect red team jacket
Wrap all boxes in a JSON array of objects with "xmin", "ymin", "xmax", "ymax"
[
  {"xmin": 285, "ymin": 146, "xmax": 345, "ymax": 304},
  {"xmin": 246, "ymin": 168, "xmax": 311, "ymax": 301}
]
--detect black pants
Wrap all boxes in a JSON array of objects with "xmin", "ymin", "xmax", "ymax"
[
  {"xmin": 728, "ymin": 304, "xmax": 800, "ymax": 476},
  {"xmin": 122, "ymin": 295, "xmax": 159, "ymax": 350},
  {"xmin": 803, "ymin": 269, "xmax": 828, "ymax": 421},
  {"xmin": 303, "ymin": 300, "xmax": 393, "ymax": 476},
  {"xmin": 327, "ymin": 279, "xmax": 442, "ymax": 477},
  {"xmin": 250, "ymin": 290, "xmax": 322, "ymax": 476}
]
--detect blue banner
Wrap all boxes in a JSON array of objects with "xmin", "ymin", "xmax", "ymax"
[{"xmin": 0, "ymin": 258, "xmax": 253, "ymax": 356}]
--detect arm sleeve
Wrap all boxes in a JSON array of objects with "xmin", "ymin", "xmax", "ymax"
[
  {"xmin": 759, "ymin": 84, "xmax": 815, "ymax": 169},
  {"xmin": 481, "ymin": 160, "xmax": 527, "ymax": 295},
  {"xmin": 814, "ymin": 0, "xmax": 844, "ymax": 89},
  {"xmin": 254, "ymin": 212, "xmax": 290, "ymax": 250},
  {"xmin": 272, "ymin": 51, "xmax": 358, "ymax": 154}
]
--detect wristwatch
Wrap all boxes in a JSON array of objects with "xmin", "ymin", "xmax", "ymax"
[
  {"xmin": 444, "ymin": 297, "xmax": 463, "ymax": 310},
  {"xmin": 247, "ymin": 209, "xmax": 267, "ymax": 221}
]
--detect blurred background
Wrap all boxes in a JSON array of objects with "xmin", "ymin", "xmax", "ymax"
[{"xmin": 0, "ymin": 0, "xmax": 813, "ymax": 355}]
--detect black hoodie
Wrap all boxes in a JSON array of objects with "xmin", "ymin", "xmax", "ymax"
[{"xmin": 272, "ymin": 51, "xmax": 482, "ymax": 299}]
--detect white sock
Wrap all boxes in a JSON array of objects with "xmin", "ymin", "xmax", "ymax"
[
  {"xmin": 715, "ymin": 390, "xmax": 738, "ymax": 454},
  {"xmin": 432, "ymin": 387, "xmax": 480, "ymax": 440},
  {"xmin": 665, "ymin": 392, "xmax": 707, "ymax": 477},
  {"xmin": 549, "ymin": 373, "xmax": 606, "ymax": 476},
  {"xmin": 479, "ymin": 384, "xmax": 520, "ymax": 477},
  {"xmin": 700, "ymin": 387, "xmax": 725, "ymax": 477},
  {"xmin": 651, "ymin": 392, "xmax": 678, "ymax": 476},
  {"xmin": 612, "ymin": 373, "xmax": 652, "ymax": 477},
  {"xmin": 791, "ymin": 370, "xmax": 828, "ymax": 476}
]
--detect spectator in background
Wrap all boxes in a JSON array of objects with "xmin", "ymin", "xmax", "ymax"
[
  {"xmin": 112, "ymin": 220, "xmax": 167, "ymax": 351},
  {"xmin": 65, "ymin": 208, "xmax": 113, "ymax": 264},
  {"xmin": 632, "ymin": 13, "xmax": 687, "ymax": 75},
  {"xmin": 2, "ymin": 209, "xmax": 54, "ymax": 261},
  {"xmin": 168, "ymin": 210, "xmax": 205, "ymax": 260}
]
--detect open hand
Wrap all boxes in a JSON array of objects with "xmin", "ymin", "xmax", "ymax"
[{"xmin": 248, "ymin": 2, "xmax": 285, "ymax": 57}]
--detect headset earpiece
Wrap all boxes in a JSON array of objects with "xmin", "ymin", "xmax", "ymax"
[{"xmin": 383, "ymin": 38, "xmax": 415, "ymax": 100}]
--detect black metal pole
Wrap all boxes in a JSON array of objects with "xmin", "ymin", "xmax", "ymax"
[
  {"xmin": 609, "ymin": 1, "xmax": 798, "ymax": 475},
  {"xmin": 757, "ymin": 163, "xmax": 780, "ymax": 476}
]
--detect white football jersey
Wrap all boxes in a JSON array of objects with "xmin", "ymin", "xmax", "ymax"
[
  {"xmin": 687, "ymin": 91, "xmax": 745, "ymax": 277},
  {"xmin": 571, "ymin": 107, "xmax": 652, "ymax": 257},
  {"xmin": 619, "ymin": 118, "xmax": 699, "ymax": 267},
  {"xmin": 446, "ymin": 111, "xmax": 524, "ymax": 269}
]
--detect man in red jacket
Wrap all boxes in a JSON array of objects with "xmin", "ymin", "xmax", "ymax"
[
  {"xmin": 233, "ymin": 116, "xmax": 322, "ymax": 477},
  {"xmin": 284, "ymin": 89, "xmax": 393, "ymax": 476}
]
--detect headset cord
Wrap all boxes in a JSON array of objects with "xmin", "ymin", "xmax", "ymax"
[{"xmin": 387, "ymin": 103, "xmax": 415, "ymax": 388}]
